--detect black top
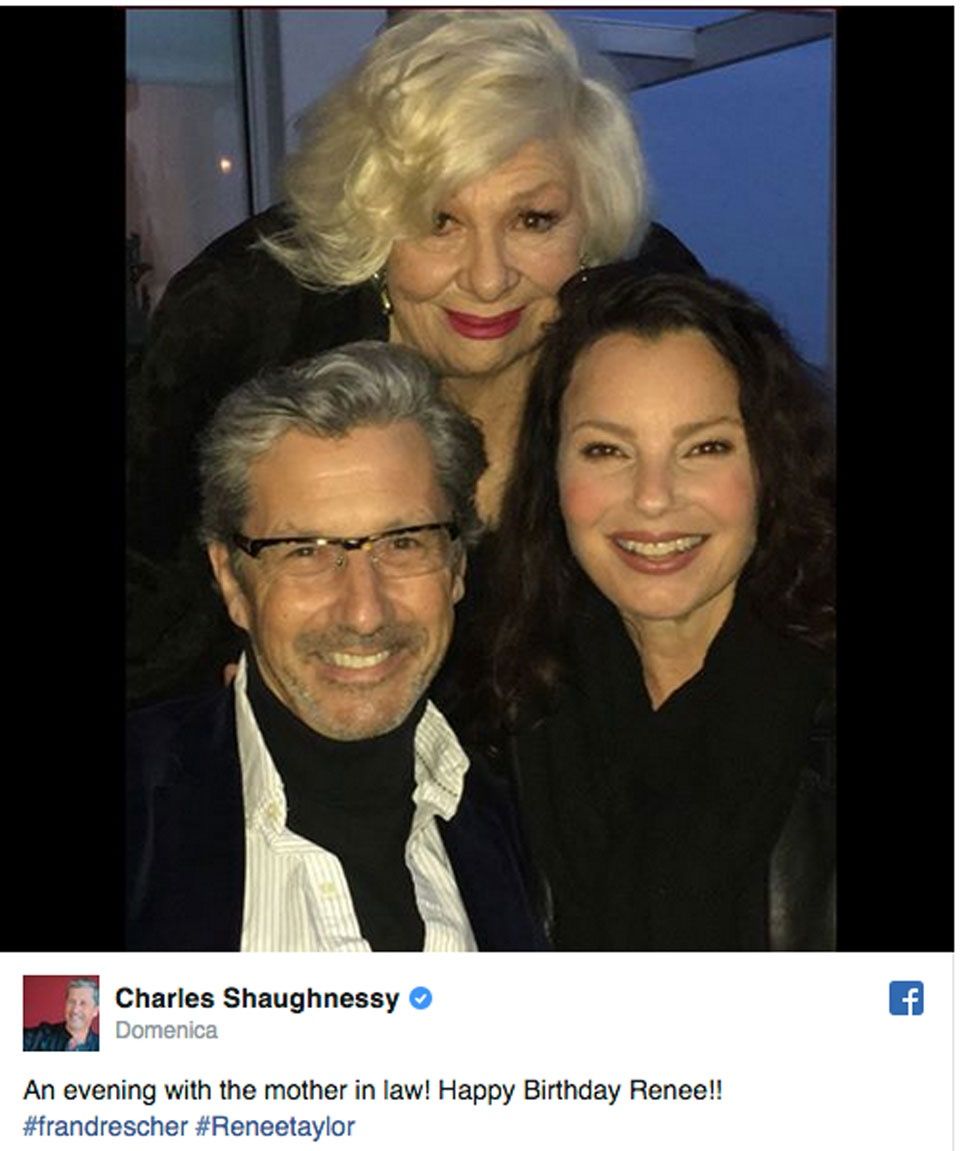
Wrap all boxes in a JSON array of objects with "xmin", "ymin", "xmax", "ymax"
[
  {"xmin": 245, "ymin": 653, "xmax": 424, "ymax": 951},
  {"xmin": 23, "ymin": 1022, "xmax": 100, "ymax": 1052},
  {"xmin": 504, "ymin": 580, "xmax": 834, "ymax": 950}
]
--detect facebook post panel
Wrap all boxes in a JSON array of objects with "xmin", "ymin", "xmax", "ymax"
[
  {"xmin": 8, "ymin": 952, "xmax": 952, "ymax": 1148},
  {"xmin": 50, "ymin": 5, "xmax": 948, "ymax": 1150}
]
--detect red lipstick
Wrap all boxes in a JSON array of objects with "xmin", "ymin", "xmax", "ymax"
[{"xmin": 445, "ymin": 308, "xmax": 524, "ymax": 340}]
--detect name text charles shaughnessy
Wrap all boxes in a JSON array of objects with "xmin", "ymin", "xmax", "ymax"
[{"xmin": 114, "ymin": 987, "xmax": 400, "ymax": 1015}]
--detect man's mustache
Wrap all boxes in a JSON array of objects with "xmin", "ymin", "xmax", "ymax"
[{"xmin": 294, "ymin": 625, "xmax": 424, "ymax": 657}]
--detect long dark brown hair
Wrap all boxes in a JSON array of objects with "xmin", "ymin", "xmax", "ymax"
[{"xmin": 486, "ymin": 267, "xmax": 835, "ymax": 725}]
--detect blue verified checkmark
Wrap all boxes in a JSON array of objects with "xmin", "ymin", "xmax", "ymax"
[{"xmin": 409, "ymin": 986, "xmax": 433, "ymax": 1010}]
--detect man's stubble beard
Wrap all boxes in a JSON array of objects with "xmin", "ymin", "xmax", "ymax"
[{"xmin": 273, "ymin": 623, "xmax": 436, "ymax": 741}]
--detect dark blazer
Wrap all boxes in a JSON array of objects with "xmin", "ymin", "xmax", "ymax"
[{"xmin": 126, "ymin": 688, "xmax": 547, "ymax": 952}]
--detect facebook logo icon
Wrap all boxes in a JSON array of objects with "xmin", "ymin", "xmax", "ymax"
[{"xmin": 889, "ymin": 981, "xmax": 924, "ymax": 1016}]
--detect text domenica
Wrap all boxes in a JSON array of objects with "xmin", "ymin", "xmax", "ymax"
[{"xmin": 116, "ymin": 1021, "xmax": 218, "ymax": 1040}]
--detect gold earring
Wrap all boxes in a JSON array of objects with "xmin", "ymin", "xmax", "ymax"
[{"xmin": 373, "ymin": 271, "xmax": 393, "ymax": 317}]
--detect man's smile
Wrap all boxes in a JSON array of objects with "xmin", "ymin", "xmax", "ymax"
[{"xmin": 323, "ymin": 649, "xmax": 392, "ymax": 669}]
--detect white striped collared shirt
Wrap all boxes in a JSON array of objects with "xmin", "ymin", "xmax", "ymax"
[{"xmin": 234, "ymin": 657, "xmax": 477, "ymax": 952}]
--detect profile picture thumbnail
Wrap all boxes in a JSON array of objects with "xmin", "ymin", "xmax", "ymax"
[{"xmin": 23, "ymin": 975, "xmax": 100, "ymax": 1052}]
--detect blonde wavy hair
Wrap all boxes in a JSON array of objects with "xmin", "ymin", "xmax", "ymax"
[{"xmin": 263, "ymin": 9, "xmax": 648, "ymax": 288}]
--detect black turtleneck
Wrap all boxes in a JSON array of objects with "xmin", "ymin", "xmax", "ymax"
[
  {"xmin": 245, "ymin": 654, "xmax": 426, "ymax": 951},
  {"xmin": 512, "ymin": 581, "xmax": 833, "ymax": 950}
]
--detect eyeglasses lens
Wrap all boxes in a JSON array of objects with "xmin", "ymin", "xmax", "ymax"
[{"xmin": 263, "ymin": 528, "xmax": 451, "ymax": 580}]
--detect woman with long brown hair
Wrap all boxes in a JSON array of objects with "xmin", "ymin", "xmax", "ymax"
[{"xmin": 474, "ymin": 266, "xmax": 835, "ymax": 950}]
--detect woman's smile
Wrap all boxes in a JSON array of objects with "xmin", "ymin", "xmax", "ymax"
[
  {"xmin": 444, "ymin": 307, "xmax": 526, "ymax": 339},
  {"xmin": 558, "ymin": 329, "xmax": 759, "ymax": 639},
  {"xmin": 612, "ymin": 532, "xmax": 708, "ymax": 571},
  {"xmin": 386, "ymin": 139, "xmax": 584, "ymax": 382}
]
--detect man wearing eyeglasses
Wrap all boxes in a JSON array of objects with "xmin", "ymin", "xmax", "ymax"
[{"xmin": 127, "ymin": 342, "xmax": 544, "ymax": 952}]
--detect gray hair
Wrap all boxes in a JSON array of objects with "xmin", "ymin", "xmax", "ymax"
[
  {"xmin": 67, "ymin": 979, "xmax": 99, "ymax": 1006},
  {"xmin": 199, "ymin": 341, "xmax": 487, "ymax": 550}
]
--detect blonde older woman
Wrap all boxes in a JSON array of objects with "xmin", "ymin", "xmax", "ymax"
[{"xmin": 128, "ymin": 8, "xmax": 699, "ymax": 703}]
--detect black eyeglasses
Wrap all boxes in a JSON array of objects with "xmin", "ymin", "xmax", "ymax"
[{"xmin": 232, "ymin": 522, "xmax": 460, "ymax": 580}]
